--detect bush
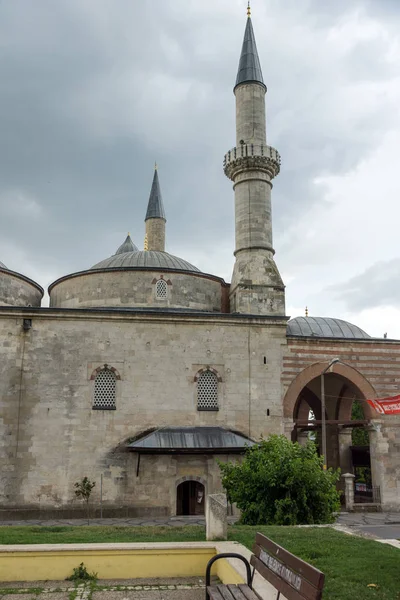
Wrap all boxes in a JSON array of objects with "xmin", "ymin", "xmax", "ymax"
[
  {"xmin": 219, "ymin": 435, "xmax": 341, "ymax": 525},
  {"xmin": 66, "ymin": 562, "xmax": 97, "ymax": 582}
]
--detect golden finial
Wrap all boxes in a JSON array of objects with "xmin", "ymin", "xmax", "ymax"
[
  {"xmin": 305, "ymin": 306, "xmax": 309, "ymax": 317},
  {"xmin": 154, "ymin": 161, "xmax": 158, "ymax": 171},
  {"xmin": 128, "ymin": 231, "xmax": 130, "ymax": 236},
  {"xmin": 144, "ymin": 233, "xmax": 148, "ymax": 251},
  {"xmin": 247, "ymin": 1, "xmax": 251, "ymax": 17}
]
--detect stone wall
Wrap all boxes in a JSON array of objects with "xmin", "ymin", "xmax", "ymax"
[
  {"xmin": 0, "ymin": 308, "xmax": 287, "ymax": 513},
  {"xmin": 0, "ymin": 271, "xmax": 43, "ymax": 307},
  {"xmin": 49, "ymin": 269, "xmax": 224, "ymax": 312},
  {"xmin": 145, "ymin": 218, "xmax": 165, "ymax": 252},
  {"xmin": 235, "ymin": 83, "xmax": 266, "ymax": 147}
]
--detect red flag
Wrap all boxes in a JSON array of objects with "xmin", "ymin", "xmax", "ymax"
[{"xmin": 367, "ymin": 395, "xmax": 400, "ymax": 415}]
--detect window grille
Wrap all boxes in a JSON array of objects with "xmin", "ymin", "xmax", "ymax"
[
  {"xmin": 156, "ymin": 279, "xmax": 168, "ymax": 299},
  {"xmin": 197, "ymin": 370, "xmax": 219, "ymax": 411},
  {"xmin": 93, "ymin": 369, "xmax": 116, "ymax": 410}
]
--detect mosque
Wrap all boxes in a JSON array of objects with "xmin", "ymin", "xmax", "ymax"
[{"xmin": 0, "ymin": 9, "xmax": 399, "ymax": 519}]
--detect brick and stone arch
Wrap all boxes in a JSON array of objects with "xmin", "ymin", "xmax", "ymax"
[
  {"xmin": 91, "ymin": 365, "xmax": 120, "ymax": 410},
  {"xmin": 283, "ymin": 361, "xmax": 377, "ymax": 421},
  {"xmin": 195, "ymin": 367, "xmax": 222, "ymax": 411}
]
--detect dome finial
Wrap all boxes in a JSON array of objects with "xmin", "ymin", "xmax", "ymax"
[
  {"xmin": 247, "ymin": 1, "xmax": 251, "ymax": 17},
  {"xmin": 305, "ymin": 306, "xmax": 309, "ymax": 317}
]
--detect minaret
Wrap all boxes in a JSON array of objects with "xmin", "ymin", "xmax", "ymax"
[
  {"xmin": 224, "ymin": 4, "xmax": 285, "ymax": 315},
  {"xmin": 145, "ymin": 164, "xmax": 166, "ymax": 252}
]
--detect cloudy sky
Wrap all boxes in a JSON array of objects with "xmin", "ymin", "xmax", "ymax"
[{"xmin": 1, "ymin": 0, "xmax": 400, "ymax": 338}]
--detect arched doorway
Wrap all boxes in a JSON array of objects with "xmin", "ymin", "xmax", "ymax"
[
  {"xmin": 176, "ymin": 481, "xmax": 205, "ymax": 516},
  {"xmin": 283, "ymin": 361, "xmax": 378, "ymax": 503}
]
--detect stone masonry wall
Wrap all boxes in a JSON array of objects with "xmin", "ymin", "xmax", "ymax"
[
  {"xmin": 0, "ymin": 272, "xmax": 42, "ymax": 307},
  {"xmin": 49, "ymin": 270, "xmax": 224, "ymax": 312},
  {"xmin": 145, "ymin": 219, "xmax": 165, "ymax": 252},
  {"xmin": 0, "ymin": 309, "xmax": 287, "ymax": 514}
]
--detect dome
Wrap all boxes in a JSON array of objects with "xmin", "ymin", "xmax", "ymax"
[
  {"xmin": 91, "ymin": 250, "xmax": 200, "ymax": 273},
  {"xmin": 115, "ymin": 234, "xmax": 138, "ymax": 255},
  {"xmin": 287, "ymin": 316, "xmax": 370, "ymax": 339}
]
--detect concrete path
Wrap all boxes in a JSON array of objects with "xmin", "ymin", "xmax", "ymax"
[
  {"xmin": 335, "ymin": 511, "xmax": 400, "ymax": 539},
  {"xmin": 0, "ymin": 578, "xmax": 206, "ymax": 600}
]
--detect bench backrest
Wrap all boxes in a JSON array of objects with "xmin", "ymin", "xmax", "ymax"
[{"xmin": 250, "ymin": 533, "xmax": 325, "ymax": 600}]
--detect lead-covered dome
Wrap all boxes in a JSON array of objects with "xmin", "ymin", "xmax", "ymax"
[
  {"xmin": 49, "ymin": 233, "xmax": 223, "ymax": 312},
  {"xmin": 91, "ymin": 250, "xmax": 200, "ymax": 273},
  {"xmin": 287, "ymin": 316, "xmax": 370, "ymax": 339}
]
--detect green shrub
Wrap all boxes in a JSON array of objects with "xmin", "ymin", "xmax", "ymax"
[
  {"xmin": 66, "ymin": 562, "xmax": 97, "ymax": 582},
  {"xmin": 219, "ymin": 435, "xmax": 341, "ymax": 525}
]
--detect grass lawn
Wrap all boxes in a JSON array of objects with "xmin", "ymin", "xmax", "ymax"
[{"xmin": 0, "ymin": 525, "xmax": 399, "ymax": 600}]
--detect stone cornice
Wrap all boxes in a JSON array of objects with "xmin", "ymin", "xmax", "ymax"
[{"xmin": 0, "ymin": 305, "xmax": 289, "ymax": 327}]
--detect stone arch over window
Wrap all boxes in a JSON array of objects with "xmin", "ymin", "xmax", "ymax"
[
  {"xmin": 195, "ymin": 367, "xmax": 221, "ymax": 411},
  {"xmin": 91, "ymin": 364, "xmax": 120, "ymax": 410}
]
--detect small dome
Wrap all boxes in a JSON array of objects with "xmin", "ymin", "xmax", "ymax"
[
  {"xmin": 287, "ymin": 316, "xmax": 370, "ymax": 339},
  {"xmin": 91, "ymin": 250, "xmax": 200, "ymax": 272},
  {"xmin": 115, "ymin": 234, "xmax": 138, "ymax": 255},
  {"xmin": 0, "ymin": 261, "xmax": 7, "ymax": 269}
]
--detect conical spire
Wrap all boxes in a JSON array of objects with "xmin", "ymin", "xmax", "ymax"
[
  {"xmin": 145, "ymin": 165, "xmax": 166, "ymax": 221},
  {"xmin": 235, "ymin": 10, "xmax": 265, "ymax": 90},
  {"xmin": 115, "ymin": 233, "xmax": 138, "ymax": 255}
]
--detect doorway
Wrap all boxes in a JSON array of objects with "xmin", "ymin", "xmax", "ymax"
[{"xmin": 176, "ymin": 481, "xmax": 205, "ymax": 516}]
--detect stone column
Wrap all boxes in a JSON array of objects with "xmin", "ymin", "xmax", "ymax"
[
  {"xmin": 342, "ymin": 473, "xmax": 355, "ymax": 511},
  {"xmin": 206, "ymin": 494, "xmax": 228, "ymax": 541},
  {"xmin": 338, "ymin": 429, "xmax": 353, "ymax": 474}
]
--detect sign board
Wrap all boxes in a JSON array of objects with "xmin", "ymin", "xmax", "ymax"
[{"xmin": 367, "ymin": 395, "xmax": 400, "ymax": 415}]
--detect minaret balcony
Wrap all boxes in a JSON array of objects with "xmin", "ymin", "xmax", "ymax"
[{"xmin": 224, "ymin": 144, "xmax": 281, "ymax": 181}]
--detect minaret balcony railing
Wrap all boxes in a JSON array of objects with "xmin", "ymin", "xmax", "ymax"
[{"xmin": 223, "ymin": 144, "xmax": 281, "ymax": 180}]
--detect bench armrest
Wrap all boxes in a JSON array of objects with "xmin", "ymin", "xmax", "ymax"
[{"xmin": 205, "ymin": 553, "xmax": 253, "ymax": 600}]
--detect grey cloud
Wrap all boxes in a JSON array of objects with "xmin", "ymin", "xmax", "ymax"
[
  {"xmin": 327, "ymin": 259, "xmax": 400, "ymax": 311},
  {"xmin": 0, "ymin": 0, "xmax": 398, "ymax": 300}
]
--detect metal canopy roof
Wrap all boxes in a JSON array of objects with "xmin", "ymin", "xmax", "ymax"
[
  {"xmin": 287, "ymin": 316, "xmax": 370, "ymax": 339},
  {"xmin": 128, "ymin": 427, "xmax": 255, "ymax": 454}
]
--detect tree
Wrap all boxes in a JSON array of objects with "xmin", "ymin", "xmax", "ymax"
[
  {"xmin": 219, "ymin": 435, "xmax": 341, "ymax": 526},
  {"xmin": 74, "ymin": 477, "xmax": 96, "ymax": 524},
  {"xmin": 351, "ymin": 400, "xmax": 369, "ymax": 446}
]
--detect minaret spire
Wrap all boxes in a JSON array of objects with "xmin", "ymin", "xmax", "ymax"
[
  {"xmin": 224, "ymin": 10, "xmax": 285, "ymax": 315},
  {"xmin": 235, "ymin": 6, "xmax": 265, "ymax": 91},
  {"xmin": 145, "ymin": 164, "xmax": 166, "ymax": 252}
]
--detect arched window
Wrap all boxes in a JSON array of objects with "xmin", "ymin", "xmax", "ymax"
[
  {"xmin": 93, "ymin": 368, "xmax": 116, "ymax": 410},
  {"xmin": 155, "ymin": 279, "xmax": 168, "ymax": 299},
  {"xmin": 197, "ymin": 370, "xmax": 219, "ymax": 411}
]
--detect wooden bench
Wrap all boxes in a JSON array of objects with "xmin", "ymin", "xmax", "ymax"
[{"xmin": 206, "ymin": 533, "xmax": 325, "ymax": 600}]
